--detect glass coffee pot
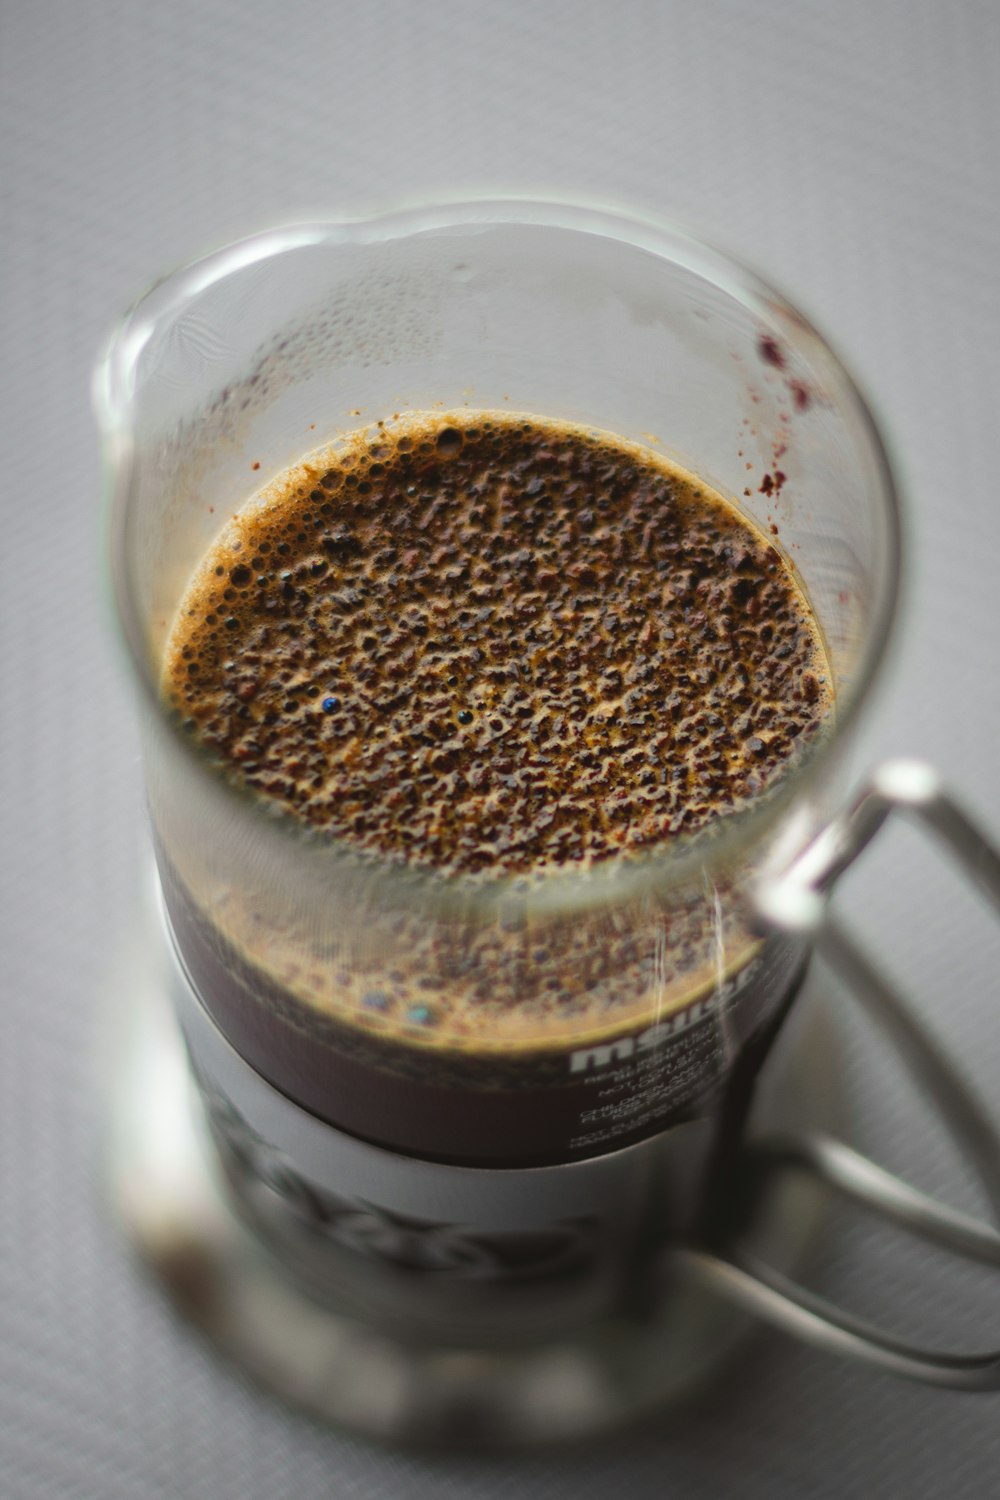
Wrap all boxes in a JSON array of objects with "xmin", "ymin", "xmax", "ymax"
[{"xmin": 97, "ymin": 201, "xmax": 1000, "ymax": 1445}]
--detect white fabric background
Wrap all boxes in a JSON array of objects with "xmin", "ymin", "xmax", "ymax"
[{"xmin": 2, "ymin": 1, "xmax": 1000, "ymax": 1495}]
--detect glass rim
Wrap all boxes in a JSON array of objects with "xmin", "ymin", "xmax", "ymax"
[{"xmin": 95, "ymin": 195, "xmax": 904, "ymax": 917}]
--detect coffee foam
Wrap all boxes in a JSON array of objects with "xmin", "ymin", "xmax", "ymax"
[{"xmin": 162, "ymin": 411, "xmax": 832, "ymax": 1049}]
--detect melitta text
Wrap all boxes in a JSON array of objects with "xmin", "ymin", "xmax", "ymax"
[{"xmin": 568, "ymin": 962, "xmax": 758, "ymax": 1074}]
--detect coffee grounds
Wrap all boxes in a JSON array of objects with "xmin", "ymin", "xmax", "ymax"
[{"xmin": 165, "ymin": 411, "xmax": 831, "ymax": 878}]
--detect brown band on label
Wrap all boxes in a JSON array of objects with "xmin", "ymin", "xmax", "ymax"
[{"xmin": 161, "ymin": 861, "xmax": 807, "ymax": 1168}]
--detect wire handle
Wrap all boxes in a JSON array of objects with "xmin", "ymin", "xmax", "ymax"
[{"xmin": 677, "ymin": 760, "xmax": 1000, "ymax": 1390}]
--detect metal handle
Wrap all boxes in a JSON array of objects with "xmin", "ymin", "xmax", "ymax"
[{"xmin": 677, "ymin": 760, "xmax": 1000, "ymax": 1390}]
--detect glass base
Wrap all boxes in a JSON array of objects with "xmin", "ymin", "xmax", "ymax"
[{"xmin": 101, "ymin": 921, "xmax": 841, "ymax": 1448}]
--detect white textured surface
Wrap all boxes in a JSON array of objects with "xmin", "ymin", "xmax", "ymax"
[{"xmin": 2, "ymin": 1, "xmax": 1000, "ymax": 1495}]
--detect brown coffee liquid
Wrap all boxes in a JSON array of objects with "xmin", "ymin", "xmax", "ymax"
[{"xmin": 160, "ymin": 413, "xmax": 830, "ymax": 1157}]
